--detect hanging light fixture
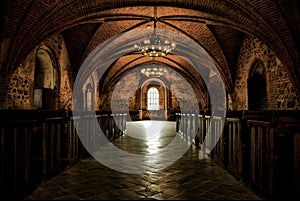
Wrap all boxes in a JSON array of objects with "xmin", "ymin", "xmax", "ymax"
[
  {"xmin": 140, "ymin": 58, "xmax": 168, "ymax": 77},
  {"xmin": 140, "ymin": 64, "xmax": 168, "ymax": 77},
  {"xmin": 134, "ymin": 6, "xmax": 176, "ymax": 57}
]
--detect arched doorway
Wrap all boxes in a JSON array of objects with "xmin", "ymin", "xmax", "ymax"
[
  {"xmin": 248, "ymin": 60, "xmax": 267, "ymax": 110},
  {"xmin": 34, "ymin": 47, "xmax": 59, "ymax": 110}
]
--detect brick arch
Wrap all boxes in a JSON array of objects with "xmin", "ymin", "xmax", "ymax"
[{"xmin": 4, "ymin": 0, "xmax": 298, "ymax": 90}]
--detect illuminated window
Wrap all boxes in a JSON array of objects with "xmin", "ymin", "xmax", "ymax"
[{"xmin": 147, "ymin": 87, "xmax": 159, "ymax": 110}]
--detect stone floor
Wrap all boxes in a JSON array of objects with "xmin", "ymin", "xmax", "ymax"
[{"xmin": 25, "ymin": 121, "xmax": 262, "ymax": 200}]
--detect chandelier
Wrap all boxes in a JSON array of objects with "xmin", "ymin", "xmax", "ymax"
[
  {"xmin": 141, "ymin": 66, "xmax": 167, "ymax": 77},
  {"xmin": 134, "ymin": 6, "xmax": 176, "ymax": 57},
  {"xmin": 140, "ymin": 60, "xmax": 167, "ymax": 77}
]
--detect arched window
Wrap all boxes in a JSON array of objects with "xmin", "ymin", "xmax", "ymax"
[
  {"xmin": 147, "ymin": 87, "xmax": 159, "ymax": 110},
  {"xmin": 85, "ymin": 83, "xmax": 94, "ymax": 111}
]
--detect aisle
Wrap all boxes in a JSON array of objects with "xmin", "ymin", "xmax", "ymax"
[{"xmin": 25, "ymin": 121, "xmax": 261, "ymax": 200}]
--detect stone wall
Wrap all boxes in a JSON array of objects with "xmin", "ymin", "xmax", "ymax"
[
  {"xmin": 233, "ymin": 36, "xmax": 300, "ymax": 110},
  {"xmin": 3, "ymin": 55, "xmax": 36, "ymax": 109},
  {"xmin": 0, "ymin": 34, "xmax": 73, "ymax": 110}
]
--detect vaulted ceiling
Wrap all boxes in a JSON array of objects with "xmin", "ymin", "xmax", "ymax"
[{"xmin": 1, "ymin": 0, "xmax": 300, "ymax": 92}]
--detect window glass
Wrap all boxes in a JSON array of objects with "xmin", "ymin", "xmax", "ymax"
[{"xmin": 147, "ymin": 87, "xmax": 159, "ymax": 110}]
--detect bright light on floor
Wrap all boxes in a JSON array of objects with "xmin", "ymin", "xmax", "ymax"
[{"xmin": 126, "ymin": 120, "xmax": 165, "ymax": 140}]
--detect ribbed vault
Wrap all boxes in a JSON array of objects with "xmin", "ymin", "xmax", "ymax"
[{"xmin": 1, "ymin": 0, "xmax": 300, "ymax": 93}]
